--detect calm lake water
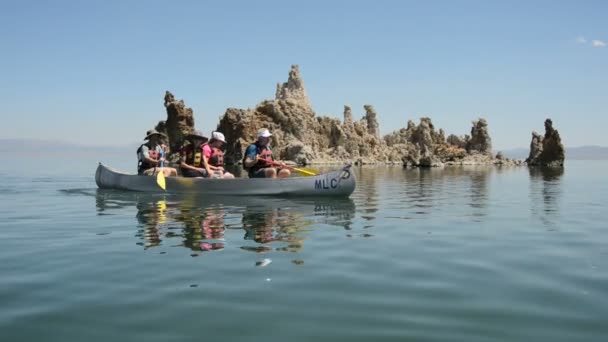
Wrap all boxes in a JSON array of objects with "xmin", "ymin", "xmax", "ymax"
[{"xmin": 1, "ymin": 154, "xmax": 607, "ymax": 341}]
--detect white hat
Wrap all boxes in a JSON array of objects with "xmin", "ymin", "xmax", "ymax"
[
  {"xmin": 257, "ymin": 128, "xmax": 272, "ymax": 138},
  {"xmin": 211, "ymin": 131, "xmax": 226, "ymax": 143}
]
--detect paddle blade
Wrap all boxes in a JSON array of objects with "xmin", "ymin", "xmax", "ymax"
[{"xmin": 156, "ymin": 169, "xmax": 166, "ymax": 190}]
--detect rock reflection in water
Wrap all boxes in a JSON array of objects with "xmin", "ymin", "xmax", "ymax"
[
  {"xmin": 353, "ymin": 166, "xmax": 380, "ymax": 223},
  {"xmin": 395, "ymin": 166, "xmax": 490, "ymax": 219},
  {"xmin": 466, "ymin": 168, "xmax": 490, "ymax": 219},
  {"xmin": 529, "ymin": 166, "xmax": 564, "ymax": 225}
]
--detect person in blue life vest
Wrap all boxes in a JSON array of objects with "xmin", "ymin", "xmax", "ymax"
[
  {"xmin": 243, "ymin": 128, "xmax": 291, "ymax": 178},
  {"xmin": 137, "ymin": 129, "xmax": 178, "ymax": 177}
]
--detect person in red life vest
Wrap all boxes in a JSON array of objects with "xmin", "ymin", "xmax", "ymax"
[
  {"xmin": 137, "ymin": 129, "xmax": 178, "ymax": 177},
  {"xmin": 202, "ymin": 131, "xmax": 235, "ymax": 179},
  {"xmin": 180, "ymin": 130, "xmax": 209, "ymax": 178},
  {"xmin": 243, "ymin": 128, "xmax": 291, "ymax": 178}
]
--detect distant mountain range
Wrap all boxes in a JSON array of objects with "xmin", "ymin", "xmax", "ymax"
[{"xmin": 2, "ymin": 139, "xmax": 608, "ymax": 160}]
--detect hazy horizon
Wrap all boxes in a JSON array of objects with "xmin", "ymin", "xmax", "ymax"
[{"xmin": 2, "ymin": 138, "xmax": 607, "ymax": 161}]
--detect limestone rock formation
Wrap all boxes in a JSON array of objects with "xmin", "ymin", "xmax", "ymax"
[
  {"xmin": 155, "ymin": 91, "xmax": 195, "ymax": 153},
  {"xmin": 363, "ymin": 105, "xmax": 380, "ymax": 139},
  {"xmin": 466, "ymin": 118, "xmax": 492, "ymax": 155},
  {"xmin": 146, "ymin": 64, "xmax": 525, "ymax": 168},
  {"xmin": 540, "ymin": 119, "xmax": 565, "ymax": 167},
  {"xmin": 525, "ymin": 131, "xmax": 543, "ymax": 165},
  {"xmin": 384, "ymin": 117, "xmax": 469, "ymax": 167},
  {"xmin": 446, "ymin": 134, "xmax": 469, "ymax": 149},
  {"xmin": 275, "ymin": 65, "xmax": 312, "ymax": 111},
  {"xmin": 527, "ymin": 119, "xmax": 565, "ymax": 167},
  {"xmin": 218, "ymin": 66, "xmax": 388, "ymax": 165},
  {"xmin": 343, "ymin": 105, "xmax": 353, "ymax": 127}
]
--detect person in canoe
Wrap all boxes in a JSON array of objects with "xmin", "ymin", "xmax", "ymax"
[
  {"xmin": 137, "ymin": 129, "xmax": 178, "ymax": 177},
  {"xmin": 243, "ymin": 128, "xmax": 291, "ymax": 178},
  {"xmin": 203, "ymin": 131, "xmax": 234, "ymax": 179},
  {"xmin": 180, "ymin": 130, "xmax": 234, "ymax": 179}
]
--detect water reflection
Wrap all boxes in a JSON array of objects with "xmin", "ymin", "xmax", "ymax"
[
  {"xmin": 94, "ymin": 189, "xmax": 356, "ymax": 256},
  {"xmin": 467, "ymin": 168, "xmax": 490, "ymax": 219},
  {"xmin": 395, "ymin": 166, "xmax": 490, "ymax": 219},
  {"xmin": 529, "ymin": 167, "xmax": 564, "ymax": 225},
  {"xmin": 403, "ymin": 168, "xmax": 435, "ymax": 215},
  {"xmin": 135, "ymin": 199, "xmax": 166, "ymax": 249},
  {"xmin": 241, "ymin": 205, "xmax": 307, "ymax": 253},
  {"xmin": 353, "ymin": 166, "xmax": 380, "ymax": 224}
]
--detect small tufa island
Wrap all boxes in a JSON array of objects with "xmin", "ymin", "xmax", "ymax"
[{"xmin": 150, "ymin": 65, "xmax": 565, "ymax": 168}]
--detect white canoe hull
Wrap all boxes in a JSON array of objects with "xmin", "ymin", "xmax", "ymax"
[{"xmin": 95, "ymin": 163, "xmax": 356, "ymax": 197}]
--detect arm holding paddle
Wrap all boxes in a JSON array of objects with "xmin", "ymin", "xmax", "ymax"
[
  {"xmin": 142, "ymin": 145, "xmax": 164, "ymax": 168},
  {"xmin": 243, "ymin": 131, "xmax": 292, "ymax": 179},
  {"xmin": 244, "ymin": 152, "xmax": 290, "ymax": 178},
  {"xmin": 156, "ymin": 148, "xmax": 166, "ymax": 190},
  {"xmin": 257, "ymin": 157, "xmax": 319, "ymax": 177}
]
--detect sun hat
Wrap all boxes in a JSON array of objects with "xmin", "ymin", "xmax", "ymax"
[
  {"xmin": 257, "ymin": 128, "xmax": 272, "ymax": 139},
  {"xmin": 144, "ymin": 129, "xmax": 167, "ymax": 140},
  {"xmin": 186, "ymin": 130, "xmax": 208, "ymax": 141},
  {"xmin": 211, "ymin": 131, "xmax": 226, "ymax": 143}
]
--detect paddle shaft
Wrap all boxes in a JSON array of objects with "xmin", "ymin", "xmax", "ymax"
[
  {"xmin": 156, "ymin": 147, "xmax": 167, "ymax": 190},
  {"xmin": 259, "ymin": 158, "xmax": 318, "ymax": 176}
]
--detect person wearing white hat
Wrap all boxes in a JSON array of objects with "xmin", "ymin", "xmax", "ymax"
[
  {"xmin": 180, "ymin": 130, "xmax": 234, "ymax": 179},
  {"xmin": 137, "ymin": 129, "xmax": 177, "ymax": 177},
  {"xmin": 201, "ymin": 131, "xmax": 234, "ymax": 179},
  {"xmin": 243, "ymin": 128, "xmax": 291, "ymax": 178}
]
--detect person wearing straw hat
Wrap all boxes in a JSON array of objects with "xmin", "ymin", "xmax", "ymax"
[
  {"xmin": 137, "ymin": 129, "xmax": 177, "ymax": 177},
  {"xmin": 180, "ymin": 130, "xmax": 211, "ymax": 178},
  {"xmin": 243, "ymin": 128, "xmax": 290, "ymax": 178}
]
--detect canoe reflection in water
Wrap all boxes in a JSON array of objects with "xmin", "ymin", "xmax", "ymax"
[{"xmin": 94, "ymin": 189, "xmax": 356, "ymax": 253}]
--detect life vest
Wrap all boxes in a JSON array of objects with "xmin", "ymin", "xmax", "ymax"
[
  {"xmin": 183, "ymin": 144, "xmax": 205, "ymax": 167},
  {"xmin": 243, "ymin": 142, "xmax": 273, "ymax": 171},
  {"xmin": 205, "ymin": 143, "xmax": 225, "ymax": 167},
  {"xmin": 137, "ymin": 143, "xmax": 160, "ymax": 174}
]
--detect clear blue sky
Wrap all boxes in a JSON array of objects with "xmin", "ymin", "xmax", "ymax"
[{"xmin": 1, "ymin": 0, "xmax": 606, "ymax": 150}]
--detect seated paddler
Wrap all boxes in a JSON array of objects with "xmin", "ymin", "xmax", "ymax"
[
  {"xmin": 137, "ymin": 129, "xmax": 178, "ymax": 177},
  {"xmin": 243, "ymin": 128, "xmax": 291, "ymax": 179},
  {"xmin": 181, "ymin": 130, "xmax": 234, "ymax": 179},
  {"xmin": 180, "ymin": 130, "xmax": 210, "ymax": 178},
  {"xmin": 201, "ymin": 131, "xmax": 234, "ymax": 179}
]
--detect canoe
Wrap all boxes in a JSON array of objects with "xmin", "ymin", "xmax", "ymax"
[{"xmin": 95, "ymin": 163, "xmax": 356, "ymax": 197}]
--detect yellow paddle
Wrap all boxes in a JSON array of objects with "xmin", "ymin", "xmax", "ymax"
[
  {"xmin": 156, "ymin": 149, "xmax": 166, "ymax": 190},
  {"xmin": 260, "ymin": 158, "xmax": 319, "ymax": 176}
]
